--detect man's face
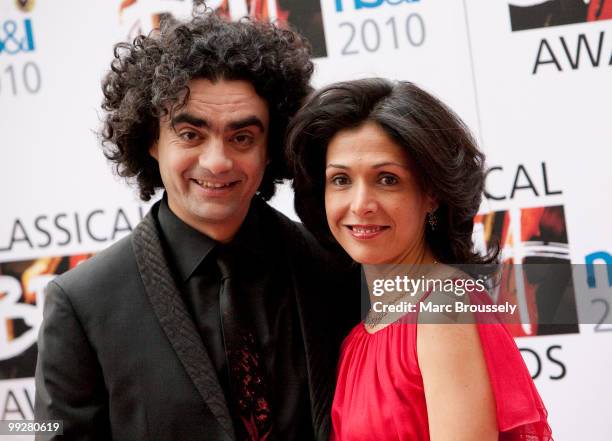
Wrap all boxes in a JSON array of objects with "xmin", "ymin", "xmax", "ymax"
[{"xmin": 150, "ymin": 78, "xmax": 269, "ymax": 242}]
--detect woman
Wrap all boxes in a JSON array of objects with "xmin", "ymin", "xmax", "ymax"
[{"xmin": 287, "ymin": 78, "xmax": 553, "ymax": 441}]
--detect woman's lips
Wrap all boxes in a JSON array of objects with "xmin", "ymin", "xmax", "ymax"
[{"xmin": 346, "ymin": 224, "xmax": 390, "ymax": 240}]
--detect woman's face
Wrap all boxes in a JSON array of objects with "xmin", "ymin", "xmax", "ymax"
[{"xmin": 324, "ymin": 122, "xmax": 435, "ymax": 265}]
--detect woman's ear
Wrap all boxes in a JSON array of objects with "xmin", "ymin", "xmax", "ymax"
[{"xmin": 426, "ymin": 193, "xmax": 438, "ymax": 213}]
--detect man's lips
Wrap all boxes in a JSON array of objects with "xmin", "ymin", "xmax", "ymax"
[
  {"xmin": 346, "ymin": 224, "xmax": 390, "ymax": 239},
  {"xmin": 190, "ymin": 178, "xmax": 239, "ymax": 193}
]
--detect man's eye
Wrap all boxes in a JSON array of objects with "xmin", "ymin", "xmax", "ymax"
[
  {"xmin": 379, "ymin": 174, "xmax": 398, "ymax": 185},
  {"xmin": 330, "ymin": 175, "xmax": 350, "ymax": 186},
  {"xmin": 232, "ymin": 133, "xmax": 254, "ymax": 146},
  {"xmin": 179, "ymin": 131, "xmax": 199, "ymax": 142}
]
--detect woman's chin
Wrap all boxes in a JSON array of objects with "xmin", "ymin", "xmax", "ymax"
[
  {"xmin": 346, "ymin": 251, "xmax": 393, "ymax": 266},
  {"xmin": 335, "ymin": 238, "xmax": 400, "ymax": 265}
]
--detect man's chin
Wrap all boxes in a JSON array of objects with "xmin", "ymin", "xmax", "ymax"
[
  {"xmin": 189, "ymin": 201, "xmax": 244, "ymax": 222},
  {"xmin": 193, "ymin": 210, "xmax": 238, "ymax": 225}
]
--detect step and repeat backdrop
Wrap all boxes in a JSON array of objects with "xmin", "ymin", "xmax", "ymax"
[{"xmin": 1, "ymin": 0, "xmax": 610, "ymax": 439}]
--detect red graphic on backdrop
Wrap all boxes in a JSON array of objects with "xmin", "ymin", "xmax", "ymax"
[
  {"xmin": 118, "ymin": 0, "xmax": 327, "ymax": 57},
  {"xmin": 474, "ymin": 205, "xmax": 579, "ymax": 337},
  {"xmin": 509, "ymin": 0, "xmax": 611, "ymax": 31}
]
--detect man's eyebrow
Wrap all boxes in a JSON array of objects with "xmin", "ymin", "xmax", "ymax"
[
  {"xmin": 227, "ymin": 116, "xmax": 265, "ymax": 132},
  {"xmin": 170, "ymin": 114, "xmax": 265, "ymax": 133},
  {"xmin": 171, "ymin": 113, "xmax": 208, "ymax": 129}
]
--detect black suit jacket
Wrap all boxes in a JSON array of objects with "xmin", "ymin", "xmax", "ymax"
[{"xmin": 35, "ymin": 201, "xmax": 359, "ymax": 441}]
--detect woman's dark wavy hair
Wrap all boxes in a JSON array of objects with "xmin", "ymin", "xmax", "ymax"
[
  {"xmin": 287, "ymin": 78, "xmax": 499, "ymax": 267},
  {"xmin": 101, "ymin": 10, "xmax": 313, "ymax": 201}
]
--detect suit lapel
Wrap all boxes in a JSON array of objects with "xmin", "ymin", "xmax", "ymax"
[
  {"xmin": 292, "ymin": 270, "xmax": 334, "ymax": 441},
  {"xmin": 132, "ymin": 213, "xmax": 235, "ymax": 440},
  {"xmin": 274, "ymin": 215, "xmax": 335, "ymax": 441}
]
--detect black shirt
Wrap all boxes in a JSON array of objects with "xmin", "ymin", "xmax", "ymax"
[{"xmin": 156, "ymin": 196, "xmax": 314, "ymax": 440}]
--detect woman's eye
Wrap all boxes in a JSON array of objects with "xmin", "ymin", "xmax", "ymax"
[
  {"xmin": 379, "ymin": 174, "xmax": 398, "ymax": 185},
  {"xmin": 330, "ymin": 175, "xmax": 350, "ymax": 186}
]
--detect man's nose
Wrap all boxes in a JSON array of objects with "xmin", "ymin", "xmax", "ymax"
[
  {"xmin": 199, "ymin": 138, "xmax": 233, "ymax": 175},
  {"xmin": 350, "ymin": 182, "xmax": 378, "ymax": 217}
]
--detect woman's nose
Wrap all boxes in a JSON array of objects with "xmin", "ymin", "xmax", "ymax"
[{"xmin": 350, "ymin": 182, "xmax": 378, "ymax": 217}]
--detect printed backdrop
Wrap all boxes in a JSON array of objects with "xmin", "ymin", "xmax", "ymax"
[{"xmin": 1, "ymin": 1, "xmax": 610, "ymax": 440}]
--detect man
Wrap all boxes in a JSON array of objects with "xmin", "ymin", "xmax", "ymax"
[{"xmin": 35, "ymin": 11, "xmax": 358, "ymax": 441}]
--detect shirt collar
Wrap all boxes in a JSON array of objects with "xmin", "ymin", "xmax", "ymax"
[
  {"xmin": 157, "ymin": 195, "xmax": 268, "ymax": 281},
  {"xmin": 157, "ymin": 196, "xmax": 216, "ymax": 282},
  {"xmin": 224, "ymin": 196, "xmax": 267, "ymax": 260}
]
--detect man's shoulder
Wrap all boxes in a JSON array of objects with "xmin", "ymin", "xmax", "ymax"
[{"xmin": 51, "ymin": 233, "xmax": 138, "ymax": 299}]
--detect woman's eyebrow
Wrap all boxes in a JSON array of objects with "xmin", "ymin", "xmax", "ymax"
[
  {"xmin": 326, "ymin": 162, "xmax": 408, "ymax": 169},
  {"xmin": 372, "ymin": 161, "xmax": 408, "ymax": 169},
  {"xmin": 326, "ymin": 163, "xmax": 349, "ymax": 169}
]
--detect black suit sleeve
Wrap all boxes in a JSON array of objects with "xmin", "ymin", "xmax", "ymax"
[{"xmin": 35, "ymin": 280, "xmax": 111, "ymax": 441}]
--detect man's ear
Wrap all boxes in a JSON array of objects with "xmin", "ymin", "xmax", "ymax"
[{"xmin": 149, "ymin": 142, "xmax": 159, "ymax": 161}]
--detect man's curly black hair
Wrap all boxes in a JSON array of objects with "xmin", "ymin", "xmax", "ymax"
[{"xmin": 100, "ymin": 10, "xmax": 314, "ymax": 201}]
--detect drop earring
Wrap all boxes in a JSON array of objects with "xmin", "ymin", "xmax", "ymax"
[{"xmin": 427, "ymin": 211, "xmax": 438, "ymax": 231}]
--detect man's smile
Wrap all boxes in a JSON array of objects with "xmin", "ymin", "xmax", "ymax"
[{"xmin": 190, "ymin": 178, "xmax": 239, "ymax": 189}]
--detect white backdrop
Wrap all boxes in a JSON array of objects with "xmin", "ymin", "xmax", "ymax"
[{"xmin": 1, "ymin": 1, "xmax": 611, "ymax": 440}]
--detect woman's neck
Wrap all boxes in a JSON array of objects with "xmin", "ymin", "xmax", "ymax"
[{"xmin": 362, "ymin": 245, "xmax": 438, "ymax": 306}]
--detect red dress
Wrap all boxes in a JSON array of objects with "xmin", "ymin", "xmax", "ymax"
[{"xmin": 330, "ymin": 290, "xmax": 553, "ymax": 441}]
